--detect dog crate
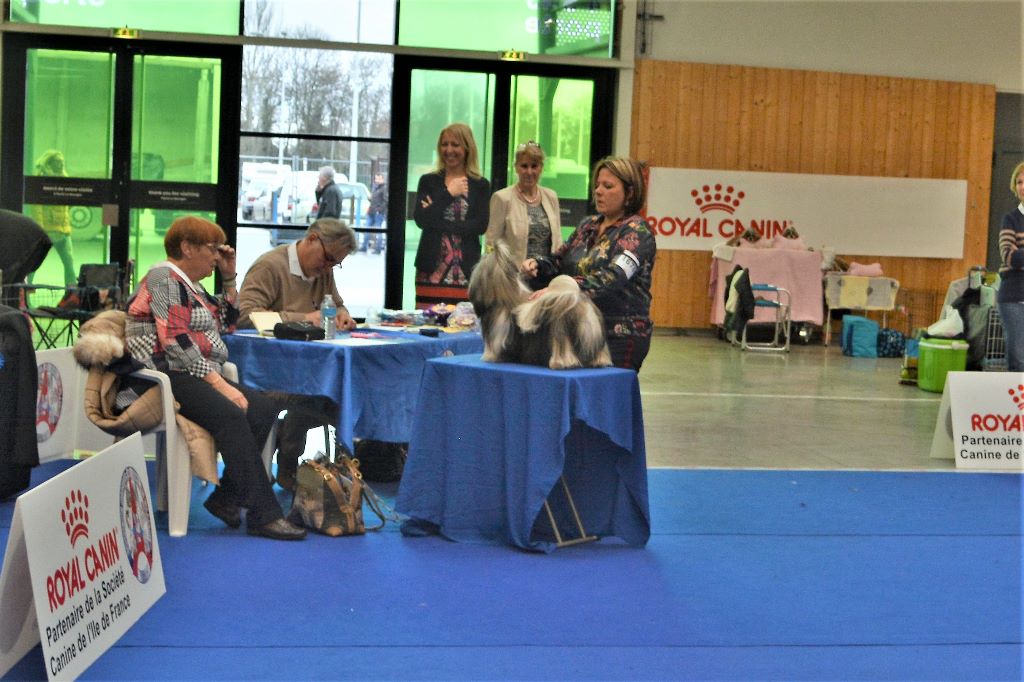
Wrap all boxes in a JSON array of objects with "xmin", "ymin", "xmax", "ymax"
[
  {"xmin": 983, "ymin": 305, "xmax": 1007, "ymax": 371},
  {"xmin": 892, "ymin": 288, "xmax": 941, "ymax": 336}
]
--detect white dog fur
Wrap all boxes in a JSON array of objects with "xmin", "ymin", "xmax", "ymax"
[{"xmin": 468, "ymin": 242, "xmax": 611, "ymax": 369}]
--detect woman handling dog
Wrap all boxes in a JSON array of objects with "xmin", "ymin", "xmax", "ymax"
[
  {"xmin": 485, "ymin": 140, "xmax": 563, "ymax": 263},
  {"xmin": 522, "ymin": 157, "xmax": 656, "ymax": 371},
  {"xmin": 125, "ymin": 216, "xmax": 306, "ymax": 541}
]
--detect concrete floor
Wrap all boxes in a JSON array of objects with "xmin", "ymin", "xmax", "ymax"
[{"xmin": 640, "ymin": 329, "xmax": 951, "ymax": 471}]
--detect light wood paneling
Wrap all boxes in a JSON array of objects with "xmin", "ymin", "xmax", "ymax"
[{"xmin": 632, "ymin": 60, "xmax": 996, "ymax": 330}]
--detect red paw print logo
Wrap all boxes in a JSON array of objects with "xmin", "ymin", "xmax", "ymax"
[
  {"xmin": 1009, "ymin": 385, "xmax": 1024, "ymax": 412},
  {"xmin": 691, "ymin": 184, "xmax": 745, "ymax": 214},
  {"xmin": 61, "ymin": 489, "xmax": 90, "ymax": 547}
]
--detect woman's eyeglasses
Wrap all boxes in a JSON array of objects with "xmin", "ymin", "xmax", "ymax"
[{"xmin": 516, "ymin": 140, "xmax": 541, "ymax": 152}]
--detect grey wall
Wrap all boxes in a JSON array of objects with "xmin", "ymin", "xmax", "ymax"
[{"xmin": 639, "ymin": 1, "xmax": 1023, "ymax": 94}]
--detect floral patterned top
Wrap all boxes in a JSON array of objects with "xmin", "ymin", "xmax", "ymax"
[{"xmin": 535, "ymin": 213, "xmax": 656, "ymax": 339}]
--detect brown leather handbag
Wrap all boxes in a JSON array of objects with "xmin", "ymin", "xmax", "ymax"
[{"xmin": 287, "ymin": 455, "xmax": 387, "ymax": 536}]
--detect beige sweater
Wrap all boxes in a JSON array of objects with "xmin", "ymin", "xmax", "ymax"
[{"xmin": 237, "ymin": 244, "xmax": 344, "ymax": 328}]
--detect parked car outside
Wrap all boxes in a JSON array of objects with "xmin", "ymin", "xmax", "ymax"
[
  {"xmin": 281, "ymin": 170, "xmax": 321, "ymax": 224},
  {"xmin": 241, "ymin": 179, "xmax": 274, "ymax": 221}
]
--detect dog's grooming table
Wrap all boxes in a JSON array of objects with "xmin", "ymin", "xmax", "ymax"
[{"xmin": 396, "ymin": 355, "xmax": 651, "ymax": 552}]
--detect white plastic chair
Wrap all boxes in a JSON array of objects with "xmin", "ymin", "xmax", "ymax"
[{"xmin": 37, "ymin": 347, "xmax": 277, "ymax": 537}]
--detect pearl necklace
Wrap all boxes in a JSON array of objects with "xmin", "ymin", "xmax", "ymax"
[{"xmin": 515, "ymin": 185, "xmax": 540, "ymax": 205}]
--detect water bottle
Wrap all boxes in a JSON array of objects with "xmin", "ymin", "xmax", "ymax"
[{"xmin": 320, "ymin": 295, "xmax": 337, "ymax": 339}]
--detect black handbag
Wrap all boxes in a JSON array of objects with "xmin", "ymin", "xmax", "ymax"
[{"xmin": 273, "ymin": 321, "xmax": 325, "ymax": 341}]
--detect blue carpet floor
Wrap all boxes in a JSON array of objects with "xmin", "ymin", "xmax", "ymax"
[{"xmin": 1, "ymin": 463, "xmax": 1021, "ymax": 681}]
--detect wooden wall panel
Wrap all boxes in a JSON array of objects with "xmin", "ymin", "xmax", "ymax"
[{"xmin": 632, "ymin": 60, "xmax": 997, "ymax": 330}]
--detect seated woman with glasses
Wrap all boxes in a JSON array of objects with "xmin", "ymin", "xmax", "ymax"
[
  {"xmin": 237, "ymin": 218, "xmax": 357, "ymax": 331},
  {"xmin": 485, "ymin": 140, "xmax": 563, "ymax": 266},
  {"xmin": 125, "ymin": 216, "xmax": 307, "ymax": 540}
]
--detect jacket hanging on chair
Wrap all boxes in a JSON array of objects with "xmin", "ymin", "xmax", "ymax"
[
  {"xmin": 0, "ymin": 305, "xmax": 39, "ymax": 499},
  {"xmin": 723, "ymin": 265, "xmax": 755, "ymax": 339}
]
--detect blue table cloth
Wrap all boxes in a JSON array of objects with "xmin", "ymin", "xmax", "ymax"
[
  {"xmin": 396, "ymin": 355, "xmax": 650, "ymax": 552},
  {"xmin": 222, "ymin": 330, "xmax": 483, "ymax": 451}
]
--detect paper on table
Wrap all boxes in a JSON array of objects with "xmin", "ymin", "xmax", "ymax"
[
  {"xmin": 249, "ymin": 311, "xmax": 283, "ymax": 336},
  {"xmin": 317, "ymin": 336, "xmax": 402, "ymax": 346}
]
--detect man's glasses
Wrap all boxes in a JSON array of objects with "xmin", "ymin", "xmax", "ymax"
[{"xmin": 318, "ymin": 238, "xmax": 345, "ymax": 269}]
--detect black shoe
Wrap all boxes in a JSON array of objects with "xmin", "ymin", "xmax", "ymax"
[
  {"xmin": 276, "ymin": 468, "xmax": 296, "ymax": 493},
  {"xmin": 203, "ymin": 495, "xmax": 241, "ymax": 529},
  {"xmin": 247, "ymin": 518, "xmax": 306, "ymax": 541}
]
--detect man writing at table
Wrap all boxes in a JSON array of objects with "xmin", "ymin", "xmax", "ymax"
[
  {"xmin": 237, "ymin": 218, "xmax": 357, "ymax": 490},
  {"xmin": 238, "ymin": 218, "xmax": 358, "ymax": 330}
]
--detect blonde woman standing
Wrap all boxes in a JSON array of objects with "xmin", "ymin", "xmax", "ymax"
[
  {"xmin": 485, "ymin": 141, "xmax": 563, "ymax": 265},
  {"xmin": 413, "ymin": 122, "xmax": 490, "ymax": 308}
]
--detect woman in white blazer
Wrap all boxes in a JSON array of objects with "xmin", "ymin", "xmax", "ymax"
[{"xmin": 485, "ymin": 141, "xmax": 563, "ymax": 265}]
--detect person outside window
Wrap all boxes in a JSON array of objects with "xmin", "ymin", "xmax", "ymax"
[{"xmin": 315, "ymin": 166, "xmax": 343, "ymax": 220}]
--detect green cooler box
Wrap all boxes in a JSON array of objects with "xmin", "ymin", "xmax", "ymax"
[{"xmin": 917, "ymin": 338, "xmax": 968, "ymax": 392}]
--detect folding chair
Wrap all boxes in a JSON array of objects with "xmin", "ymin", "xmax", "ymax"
[
  {"xmin": 17, "ymin": 262, "xmax": 122, "ymax": 349},
  {"xmin": 741, "ymin": 283, "xmax": 792, "ymax": 352}
]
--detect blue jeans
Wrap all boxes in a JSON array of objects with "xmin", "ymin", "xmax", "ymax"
[{"xmin": 998, "ymin": 301, "xmax": 1024, "ymax": 372}]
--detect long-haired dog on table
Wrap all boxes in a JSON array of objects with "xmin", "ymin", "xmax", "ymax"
[{"xmin": 468, "ymin": 242, "xmax": 611, "ymax": 369}]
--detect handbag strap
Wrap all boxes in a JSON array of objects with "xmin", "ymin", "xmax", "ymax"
[
  {"xmin": 308, "ymin": 460, "xmax": 350, "ymax": 511},
  {"xmin": 337, "ymin": 456, "xmax": 391, "ymax": 531}
]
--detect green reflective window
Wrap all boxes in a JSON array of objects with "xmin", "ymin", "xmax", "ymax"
[
  {"xmin": 508, "ymin": 75, "xmax": 594, "ymax": 215},
  {"xmin": 132, "ymin": 55, "xmax": 220, "ymax": 184},
  {"xmin": 23, "ymin": 49, "xmax": 114, "ymax": 286},
  {"xmin": 404, "ymin": 69, "xmax": 495, "ymax": 309},
  {"xmin": 9, "ymin": 0, "xmax": 239, "ymax": 36},
  {"xmin": 398, "ymin": 0, "xmax": 614, "ymax": 58},
  {"xmin": 131, "ymin": 55, "xmax": 222, "ymax": 279}
]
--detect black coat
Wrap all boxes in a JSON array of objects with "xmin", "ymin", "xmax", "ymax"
[
  {"xmin": 0, "ymin": 209, "xmax": 51, "ymax": 307},
  {"xmin": 0, "ymin": 305, "xmax": 38, "ymax": 499}
]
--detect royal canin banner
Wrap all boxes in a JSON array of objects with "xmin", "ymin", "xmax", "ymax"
[
  {"xmin": 0, "ymin": 434, "xmax": 165, "ymax": 680},
  {"xmin": 948, "ymin": 371, "xmax": 1024, "ymax": 471},
  {"xmin": 644, "ymin": 167, "xmax": 968, "ymax": 258}
]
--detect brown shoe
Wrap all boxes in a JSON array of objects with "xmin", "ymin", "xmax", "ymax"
[
  {"xmin": 203, "ymin": 495, "xmax": 241, "ymax": 529},
  {"xmin": 247, "ymin": 517, "xmax": 306, "ymax": 540}
]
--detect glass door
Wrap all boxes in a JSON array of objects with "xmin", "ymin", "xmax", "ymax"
[
  {"xmin": 129, "ymin": 53, "xmax": 223, "ymax": 285},
  {"xmin": 2, "ymin": 36, "xmax": 239, "ymax": 292},
  {"xmin": 394, "ymin": 58, "xmax": 613, "ymax": 310},
  {"xmin": 404, "ymin": 69, "xmax": 496, "ymax": 309},
  {"xmin": 505, "ymin": 74, "xmax": 596, "ymax": 238},
  {"xmin": 21, "ymin": 48, "xmax": 115, "ymax": 287}
]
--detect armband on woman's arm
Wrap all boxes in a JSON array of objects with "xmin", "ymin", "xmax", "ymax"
[{"xmin": 612, "ymin": 251, "xmax": 641, "ymax": 280}]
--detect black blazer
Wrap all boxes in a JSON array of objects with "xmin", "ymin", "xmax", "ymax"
[{"xmin": 412, "ymin": 172, "xmax": 490, "ymax": 275}]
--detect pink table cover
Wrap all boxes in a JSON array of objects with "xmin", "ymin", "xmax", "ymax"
[{"xmin": 710, "ymin": 249, "xmax": 824, "ymax": 325}]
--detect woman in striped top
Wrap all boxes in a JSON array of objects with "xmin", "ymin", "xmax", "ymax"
[{"xmin": 997, "ymin": 161, "xmax": 1024, "ymax": 371}]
